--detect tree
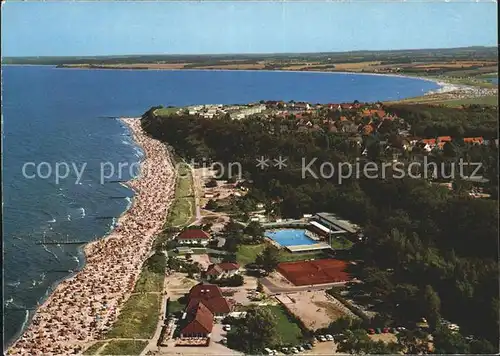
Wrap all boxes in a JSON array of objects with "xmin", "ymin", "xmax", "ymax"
[
  {"xmin": 432, "ymin": 327, "xmax": 470, "ymax": 354},
  {"xmin": 422, "ymin": 285, "xmax": 441, "ymax": 330},
  {"xmin": 397, "ymin": 329, "xmax": 430, "ymax": 354},
  {"xmin": 244, "ymin": 221, "xmax": 265, "ymax": 237},
  {"xmin": 145, "ymin": 252, "xmax": 167, "ymax": 274},
  {"xmin": 205, "ymin": 178, "xmax": 218, "ymax": 188},
  {"xmin": 255, "ymin": 245, "xmax": 281, "ymax": 272},
  {"xmin": 256, "ymin": 281, "xmax": 264, "ymax": 293},
  {"xmin": 205, "ymin": 199, "xmax": 218, "ymax": 210},
  {"xmin": 227, "ymin": 306, "xmax": 279, "ymax": 353}
]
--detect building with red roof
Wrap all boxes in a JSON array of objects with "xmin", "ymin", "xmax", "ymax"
[
  {"xmin": 186, "ymin": 283, "xmax": 231, "ymax": 316},
  {"xmin": 463, "ymin": 137, "xmax": 484, "ymax": 145},
  {"xmin": 205, "ymin": 263, "xmax": 240, "ymax": 281},
  {"xmin": 176, "ymin": 229, "xmax": 211, "ymax": 246},
  {"xmin": 179, "ymin": 302, "xmax": 214, "ymax": 338}
]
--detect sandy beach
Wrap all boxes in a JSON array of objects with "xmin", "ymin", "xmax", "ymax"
[{"xmin": 7, "ymin": 118, "xmax": 176, "ymax": 355}]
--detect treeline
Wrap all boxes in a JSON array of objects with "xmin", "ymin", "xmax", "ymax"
[
  {"xmin": 386, "ymin": 104, "xmax": 498, "ymax": 138},
  {"xmin": 141, "ymin": 106, "xmax": 498, "ymax": 347}
]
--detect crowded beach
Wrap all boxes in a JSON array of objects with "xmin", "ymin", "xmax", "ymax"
[{"xmin": 8, "ymin": 118, "xmax": 175, "ymax": 355}]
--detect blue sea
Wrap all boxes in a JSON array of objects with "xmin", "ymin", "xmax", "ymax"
[{"xmin": 2, "ymin": 65, "xmax": 440, "ymax": 346}]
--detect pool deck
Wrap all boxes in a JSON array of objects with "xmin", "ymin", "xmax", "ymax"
[{"xmin": 286, "ymin": 243, "xmax": 332, "ymax": 253}]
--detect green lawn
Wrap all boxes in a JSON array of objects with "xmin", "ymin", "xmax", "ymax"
[
  {"xmin": 154, "ymin": 107, "xmax": 179, "ymax": 116},
  {"xmin": 438, "ymin": 95, "xmax": 498, "ymax": 107},
  {"xmin": 264, "ymin": 305, "xmax": 304, "ymax": 347},
  {"xmin": 106, "ymin": 293, "xmax": 160, "ymax": 339},
  {"xmin": 236, "ymin": 244, "xmax": 266, "ymax": 265},
  {"xmin": 236, "ymin": 243, "xmax": 327, "ymax": 265},
  {"xmin": 100, "ymin": 340, "xmax": 148, "ymax": 355},
  {"xmin": 133, "ymin": 267, "xmax": 164, "ymax": 293},
  {"xmin": 330, "ymin": 236, "xmax": 354, "ymax": 250},
  {"xmin": 168, "ymin": 163, "xmax": 196, "ymax": 227},
  {"xmin": 82, "ymin": 341, "xmax": 106, "ymax": 355},
  {"xmin": 168, "ymin": 298, "xmax": 186, "ymax": 315}
]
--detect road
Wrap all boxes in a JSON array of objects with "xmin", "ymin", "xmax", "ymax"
[{"xmin": 259, "ymin": 277, "xmax": 348, "ymax": 294}]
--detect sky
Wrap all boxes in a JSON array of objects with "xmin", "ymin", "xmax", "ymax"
[{"xmin": 1, "ymin": 1, "xmax": 498, "ymax": 57}]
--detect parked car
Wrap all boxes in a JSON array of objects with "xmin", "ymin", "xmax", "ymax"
[
  {"xmin": 382, "ymin": 327, "xmax": 390, "ymax": 333},
  {"xmin": 325, "ymin": 334, "xmax": 334, "ymax": 341},
  {"xmin": 297, "ymin": 346, "xmax": 305, "ymax": 352},
  {"xmin": 367, "ymin": 328, "xmax": 375, "ymax": 335},
  {"xmin": 376, "ymin": 328, "xmax": 382, "ymax": 334},
  {"xmin": 291, "ymin": 347, "xmax": 299, "ymax": 354},
  {"xmin": 396, "ymin": 326, "xmax": 406, "ymax": 331},
  {"xmin": 223, "ymin": 324, "xmax": 231, "ymax": 331},
  {"xmin": 304, "ymin": 343, "xmax": 313, "ymax": 350},
  {"xmin": 264, "ymin": 348, "xmax": 274, "ymax": 355},
  {"xmin": 319, "ymin": 335, "xmax": 327, "ymax": 342},
  {"xmin": 281, "ymin": 347, "xmax": 289, "ymax": 353}
]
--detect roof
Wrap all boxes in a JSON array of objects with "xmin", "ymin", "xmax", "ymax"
[
  {"xmin": 187, "ymin": 296, "xmax": 231, "ymax": 315},
  {"xmin": 180, "ymin": 302, "xmax": 214, "ymax": 335},
  {"xmin": 463, "ymin": 137, "xmax": 484, "ymax": 144},
  {"xmin": 315, "ymin": 213, "xmax": 359, "ymax": 234},
  {"xmin": 177, "ymin": 229, "xmax": 210, "ymax": 240},
  {"xmin": 437, "ymin": 136, "xmax": 452, "ymax": 142},
  {"xmin": 206, "ymin": 263, "xmax": 240, "ymax": 276},
  {"xmin": 421, "ymin": 139, "xmax": 436, "ymax": 145},
  {"xmin": 310, "ymin": 221, "xmax": 335, "ymax": 234},
  {"xmin": 189, "ymin": 283, "xmax": 223, "ymax": 299},
  {"xmin": 187, "ymin": 283, "xmax": 231, "ymax": 314}
]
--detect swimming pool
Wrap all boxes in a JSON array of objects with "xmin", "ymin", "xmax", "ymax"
[{"xmin": 265, "ymin": 229, "xmax": 316, "ymax": 247}]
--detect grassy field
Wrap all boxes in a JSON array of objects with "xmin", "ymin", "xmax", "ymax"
[
  {"xmin": 236, "ymin": 244, "xmax": 266, "ymax": 265},
  {"xmin": 167, "ymin": 162, "xmax": 196, "ymax": 227},
  {"xmin": 106, "ymin": 293, "xmax": 160, "ymax": 339},
  {"xmin": 438, "ymin": 95, "xmax": 498, "ymax": 107},
  {"xmin": 100, "ymin": 340, "xmax": 148, "ymax": 355},
  {"xmin": 330, "ymin": 236, "xmax": 354, "ymax": 250},
  {"xmin": 236, "ymin": 243, "xmax": 327, "ymax": 265},
  {"xmin": 167, "ymin": 298, "xmax": 186, "ymax": 315},
  {"xmin": 154, "ymin": 107, "xmax": 180, "ymax": 116},
  {"xmin": 133, "ymin": 267, "xmax": 164, "ymax": 293},
  {"xmin": 264, "ymin": 305, "xmax": 304, "ymax": 347},
  {"xmin": 82, "ymin": 341, "xmax": 107, "ymax": 355}
]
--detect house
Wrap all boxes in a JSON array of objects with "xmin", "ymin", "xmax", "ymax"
[
  {"xmin": 463, "ymin": 137, "xmax": 484, "ymax": 145},
  {"xmin": 179, "ymin": 302, "xmax": 214, "ymax": 338},
  {"xmin": 420, "ymin": 139, "xmax": 437, "ymax": 152},
  {"xmin": 205, "ymin": 263, "xmax": 240, "ymax": 281},
  {"xmin": 186, "ymin": 283, "xmax": 231, "ymax": 316},
  {"xmin": 437, "ymin": 136, "xmax": 452, "ymax": 143},
  {"xmin": 177, "ymin": 229, "xmax": 211, "ymax": 246}
]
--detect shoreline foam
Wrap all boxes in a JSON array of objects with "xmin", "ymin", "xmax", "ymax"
[{"xmin": 8, "ymin": 117, "xmax": 176, "ymax": 355}]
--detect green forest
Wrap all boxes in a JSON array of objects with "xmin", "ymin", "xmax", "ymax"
[{"xmin": 141, "ymin": 104, "xmax": 498, "ymax": 351}]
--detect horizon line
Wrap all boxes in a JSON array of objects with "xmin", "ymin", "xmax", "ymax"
[{"xmin": 3, "ymin": 45, "xmax": 497, "ymax": 60}]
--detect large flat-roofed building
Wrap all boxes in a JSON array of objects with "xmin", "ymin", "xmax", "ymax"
[{"xmin": 310, "ymin": 213, "xmax": 360, "ymax": 239}]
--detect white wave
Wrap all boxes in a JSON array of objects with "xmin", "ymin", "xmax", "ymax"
[
  {"xmin": 20, "ymin": 310, "xmax": 30, "ymax": 331},
  {"xmin": 47, "ymin": 218, "xmax": 56, "ymax": 223},
  {"xmin": 72, "ymin": 255, "xmax": 80, "ymax": 265},
  {"xmin": 125, "ymin": 196, "xmax": 132, "ymax": 209},
  {"xmin": 5, "ymin": 298, "xmax": 14, "ymax": 306},
  {"xmin": 121, "ymin": 139, "xmax": 131, "ymax": 145},
  {"xmin": 80, "ymin": 207, "xmax": 86, "ymax": 218},
  {"xmin": 67, "ymin": 214, "xmax": 71, "ymax": 221},
  {"xmin": 41, "ymin": 244, "xmax": 60, "ymax": 262},
  {"xmin": 7, "ymin": 281, "xmax": 20, "ymax": 288}
]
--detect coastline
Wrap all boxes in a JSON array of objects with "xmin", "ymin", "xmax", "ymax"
[
  {"xmin": 53, "ymin": 64, "xmax": 452, "ymax": 94},
  {"xmin": 55, "ymin": 65, "xmax": 498, "ymax": 100},
  {"xmin": 7, "ymin": 118, "xmax": 176, "ymax": 355}
]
